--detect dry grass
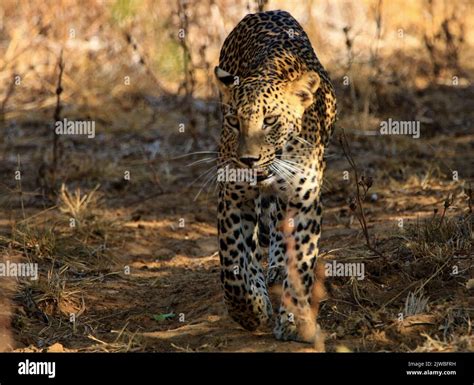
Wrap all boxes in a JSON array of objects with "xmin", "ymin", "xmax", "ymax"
[
  {"xmin": 402, "ymin": 212, "xmax": 472, "ymax": 259},
  {"xmin": 58, "ymin": 183, "xmax": 101, "ymax": 225}
]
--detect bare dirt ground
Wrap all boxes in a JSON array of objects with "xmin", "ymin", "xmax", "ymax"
[{"xmin": 1, "ymin": 83, "xmax": 473, "ymax": 352}]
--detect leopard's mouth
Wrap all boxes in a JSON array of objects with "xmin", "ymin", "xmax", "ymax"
[
  {"xmin": 255, "ymin": 149, "xmax": 283, "ymax": 182},
  {"xmin": 256, "ymin": 169, "xmax": 274, "ymax": 182}
]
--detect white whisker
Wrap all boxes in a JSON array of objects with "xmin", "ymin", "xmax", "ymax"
[
  {"xmin": 187, "ymin": 164, "xmax": 220, "ymax": 189},
  {"xmin": 294, "ymin": 136, "xmax": 316, "ymax": 147},
  {"xmin": 273, "ymin": 160, "xmax": 295, "ymax": 180},
  {"xmin": 171, "ymin": 151, "xmax": 219, "ymax": 160},
  {"xmin": 201, "ymin": 159, "xmax": 235, "ymax": 200},
  {"xmin": 274, "ymin": 158, "xmax": 304, "ymax": 175},
  {"xmin": 194, "ymin": 172, "xmax": 218, "ymax": 201},
  {"xmin": 185, "ymin": 157, "xmax": 217, "ymax": 167},
  {"xmin": 270, "ymin": 163, "xmax": 293, "ymax": 191},
  {"xmin": 277, "ymin": 158, "xmax": 303, "ymax": 168}
]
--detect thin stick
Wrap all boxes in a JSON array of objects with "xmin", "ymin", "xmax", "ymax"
[{"xmin": 52, "ymin": 49, "xmax": 64, "ymax": 187}]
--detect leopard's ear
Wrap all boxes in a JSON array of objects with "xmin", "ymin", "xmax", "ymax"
[
  {"xmin": 214, "ymin": 66, "xmax": 236, "ymax": 86},
  {"xmin": 215, "ymin": 66, "xmax": 237, "ymax": 101},
  {"xmin": 288, "ymin": 71, "xmax": 320, "ymax": 109}
]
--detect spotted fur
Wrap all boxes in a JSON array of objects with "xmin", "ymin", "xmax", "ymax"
[{"xmin": 215, "ymin": 10, "xmax": 336, "ymax": 341}]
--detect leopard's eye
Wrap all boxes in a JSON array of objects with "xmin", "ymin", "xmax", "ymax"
[
  {"xmin": 226, "ymin": 115, "xmax": 240, "ymax": 130},
  {"xmin": 263, "ymin": 115, "xmax": 279, "ymax": 127}
]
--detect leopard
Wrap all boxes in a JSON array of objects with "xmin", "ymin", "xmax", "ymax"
[{"xmin": 214, "ymin": 9, "xmax": 336, "ymax": 342}]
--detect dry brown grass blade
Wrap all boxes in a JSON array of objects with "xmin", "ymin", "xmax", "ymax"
[{"xmin": 58, "ymin": 183, "xmax": 101, "ymax": 224}]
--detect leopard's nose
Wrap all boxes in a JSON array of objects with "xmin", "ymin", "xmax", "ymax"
[{"xmin": 239, "ymin": 155, "xmax": 260, "ymax": 168}]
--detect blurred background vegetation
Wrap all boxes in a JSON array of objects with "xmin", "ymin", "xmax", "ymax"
[{"xmin": 1, "ymin": 0, "xmax": 473, "ymax": 191}]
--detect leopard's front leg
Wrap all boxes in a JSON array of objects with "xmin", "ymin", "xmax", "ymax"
[
  {"xmin": 266, "ymin": 197, "xmax": 287, "ymax": 286},
  {"xmin": 273, "ymin": 178, "xmax": 323, "ymax": 342},
  {"xmin": 218, "ymin": 184, "xmax": 272, "ymax": 331}
]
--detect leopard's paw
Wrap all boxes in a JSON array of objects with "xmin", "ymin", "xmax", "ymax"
[{"xmin": 273, "ymin": 314, "xmax": 319, "ymax": 344}]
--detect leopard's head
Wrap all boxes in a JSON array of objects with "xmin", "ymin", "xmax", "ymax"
[{"xmin": 215, "ymin": 66, "xmax": 320, "ymax": 180}]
